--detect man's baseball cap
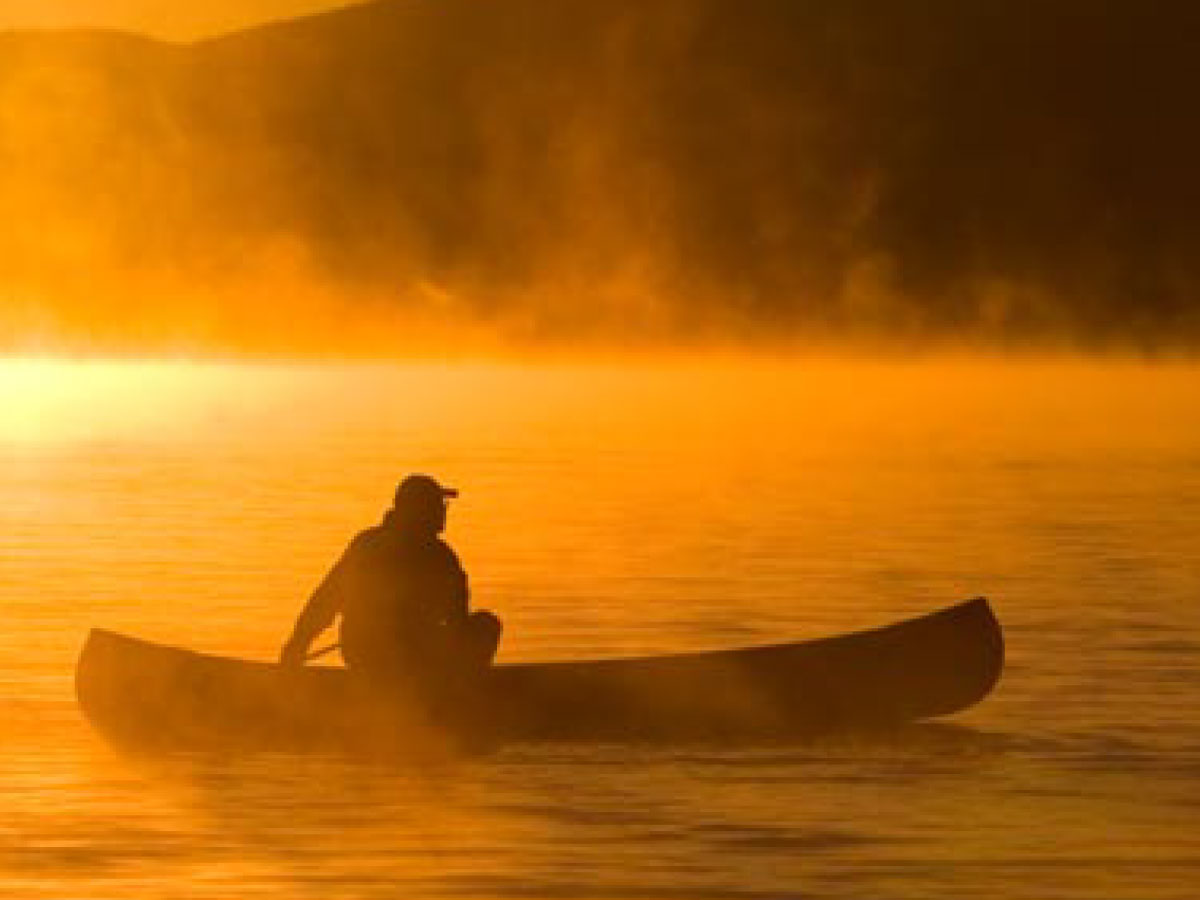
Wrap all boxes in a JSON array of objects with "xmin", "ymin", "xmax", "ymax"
[{"xmin": 394, "ymin": 474, "xmax": 458, "ymax": 507}]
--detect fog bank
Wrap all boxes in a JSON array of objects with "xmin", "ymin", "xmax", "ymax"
[{"xmin": 2, "ymin": 0, "xmax": 1198, "ymax": 353}]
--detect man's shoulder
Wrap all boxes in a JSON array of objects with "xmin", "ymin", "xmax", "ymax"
[
  {"xmin": 428, "ymin": 538, "xmax": 464, "ymax": 569},
  {"xmin": 344, "ymin": 525, "xmax": 462, "ymax": 570},
  {"xmin": 402, "ymin": 536, "xmax": 464, "ymax": 574},
  {"xmin": 347, "ymin": 524, "xmax": 388, "ymax": 551}
]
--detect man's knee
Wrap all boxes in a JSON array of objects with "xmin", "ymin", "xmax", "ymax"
[{"xmin": 468, "ymin": 610, "xmax": 503, "ymax": 642}]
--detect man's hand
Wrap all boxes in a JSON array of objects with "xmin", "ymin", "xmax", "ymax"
[{"xmin": 279, "ymin": 636, "xmax": 308, "ymax": 668}]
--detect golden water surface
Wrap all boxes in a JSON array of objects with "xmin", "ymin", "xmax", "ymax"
[{"xmin": 2, "ymin": 356, "xmax": 1198, "ymax": 898}]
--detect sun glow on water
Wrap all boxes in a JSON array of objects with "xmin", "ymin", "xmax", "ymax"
[{"xmin": 0, "ymin": 357, "xmax": 261, "ymax": 446}]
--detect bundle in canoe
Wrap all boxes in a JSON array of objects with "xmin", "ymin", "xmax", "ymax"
[{"xmin": 75, "ymin": 597, "xmax": 1002, "ymax": 753}]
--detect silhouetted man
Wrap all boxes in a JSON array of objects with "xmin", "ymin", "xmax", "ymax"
[{"xmin": 279, "ymin": 475, "xmax": 501, "ymax": 702}]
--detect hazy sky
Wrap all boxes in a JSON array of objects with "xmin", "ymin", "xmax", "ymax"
[{"xmin": 0, "ymin": 0, "xmax": 350, "ymax": 40}]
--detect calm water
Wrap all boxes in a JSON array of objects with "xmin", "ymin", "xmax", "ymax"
[{"xmin": 2, "ymin": 356, "xmax": 1198, "ymax": 899}]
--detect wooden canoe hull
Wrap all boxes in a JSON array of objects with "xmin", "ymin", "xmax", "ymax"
[{"xmin": 75, "ymin": 598, "xmax": 1002, "ymax": 754}]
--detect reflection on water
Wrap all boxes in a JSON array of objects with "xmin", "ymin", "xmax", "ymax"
[{"xmin": 2, "ymin": 356, "xmax": 1199, "ymax": 898}]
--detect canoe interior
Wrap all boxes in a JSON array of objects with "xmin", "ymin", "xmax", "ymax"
[{"xmin": 76, "ymin": 598, "xmax": 1002, "ymax": 753}]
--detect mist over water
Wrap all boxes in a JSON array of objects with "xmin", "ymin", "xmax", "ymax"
[
  {"xmin": 2, "ymin": 3, "xmax": 1200, "ymax": 893},
  {"xmin": 2, "ymin": 0, "xmax": 1200, "ymax": 892},
  {"xmin": 2, "ymin": 0, "xmax": 1199, "ymax": 353}
]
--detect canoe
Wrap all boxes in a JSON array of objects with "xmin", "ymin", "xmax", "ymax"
[{"xmin": 75, "ymin": 597, "xmax": 1002, "ymax": 754}]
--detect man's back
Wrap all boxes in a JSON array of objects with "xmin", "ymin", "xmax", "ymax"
[{"xmin": 336, "ymin": 516, "xmax": 468, "ymax": 669}]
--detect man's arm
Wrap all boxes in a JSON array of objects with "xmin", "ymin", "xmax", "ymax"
[
  {"xmin": 440, "ymin": 543, "xmax": 470, "ymax": 626},
  {"xmin": 448, "ymin": 567, "xmax": 469, "ymax": 625},
  {"xmin": 279, "ymin": 540, "xmax": 355, "ymax": 666}
]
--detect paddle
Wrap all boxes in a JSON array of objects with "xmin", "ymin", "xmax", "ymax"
[{"xmin": 305, "ymin": 642, "xmax": 341, "ymax": 663}]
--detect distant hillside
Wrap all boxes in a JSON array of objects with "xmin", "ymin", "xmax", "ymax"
[{"xmin": 2, "ymin": 0, "xmax": 1198, "ymax": 350}]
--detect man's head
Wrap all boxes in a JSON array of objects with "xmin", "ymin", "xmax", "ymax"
[{"xmin": 391, "ymin": 474, "xmax": 458, "ymax": 535}]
